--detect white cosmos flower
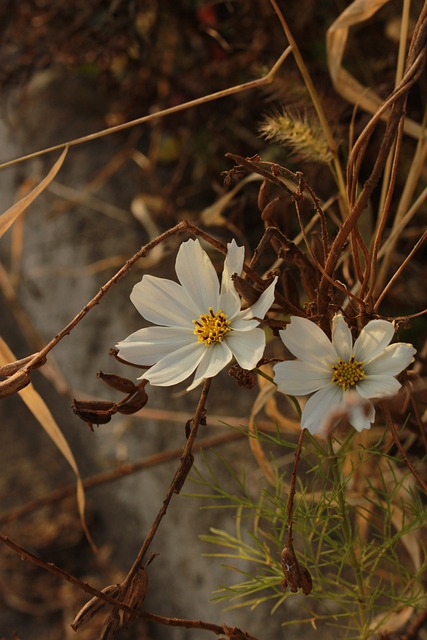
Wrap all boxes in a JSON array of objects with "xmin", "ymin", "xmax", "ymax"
[
  {"xmin": 116, "ymin": 238, "xmax": 277, "ymax": 390},
  {"xmin": 273, "ymin": 314, "xmax": 416, "ymax": 434}
]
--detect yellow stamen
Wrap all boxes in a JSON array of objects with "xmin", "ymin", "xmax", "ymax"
[
  {"xmin": 331, "ymin": 356, "xmax": 366, "ymax": 390},
  {"xmin": 193, "ymin": 307, "xmax": 231, "ymax": 346}
]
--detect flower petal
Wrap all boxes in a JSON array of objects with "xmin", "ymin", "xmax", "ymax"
[
  {"xmin": 353, "ymin": 319, "xmax": 395, "ymax": 361},
  {"xmin": 221, "ymin": 239, "xmax": 244, "ymax": 300},
  {"xmin": 342, "ymin": 392, "xmax": 375, "ymax": 431},
  {"xmin": 130, "ymin": 276, "xmax": 197, "ymax": 326},
  {"xmin": 356, "ymin": 374, "xmax": 401, "ymax": 399},
  {"xmin": 279, "ymin": 316, "xmax": 337, "ymax": 364},
  {"xmin": 244, "ymin": 277, "xmax": 277, "ymax": 321},
  {"xmin": 116, "ymin": 326, "xmax": 194, "ymax": 365},
  {"xmin": 364, "ymin": 342, "xmax": 416, "ymax": 376},
  {"xmin": 140, "ymin": 342, "xmax": 205, "ymax": 386},
  {"xmin": 220, "ymin": 290, "xmax": 241, "ymax": 320},
  {"xmin": 226, "ymin": 327, "xmax": 266, "ymax": 370},
  {"xmin": 331, "ymin": 314, "xmax": 353, "ymax": 361},
  {"xmin": 175, "ymin": 239, "xmax": 220, "ymax": 312},
  {"xmin": 187, "ymin": 342, "xmax": 232, "ymax": 390},
  {"xmin": 228, "ymin": 310, "xmax": 259, "ymax": 332},
  {"xmin": 273, "ymin": 360, "xmax": 331, "ymax": 395},
  {"xmin": 300, "ymin": 385, "xmax": 343, "ymax": 434}
]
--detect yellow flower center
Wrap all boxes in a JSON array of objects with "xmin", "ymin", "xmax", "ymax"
[
  {"xmin": 331, "ymin": 356, "xmax": 366, "ymax": 390},
  {"xmin": 193, "ymin": 307, "xmax": 231, "ymax": 346}
]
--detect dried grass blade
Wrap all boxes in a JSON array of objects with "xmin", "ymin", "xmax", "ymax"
[
  {"xmin": 0, "ymin": 336, "xmax": 93, "ymax": 548},
  {"xmin": 326, "ymin": 0, "xmax": 422, "ymax": 139},
  {"xmin": 0, "ymin": 147, "xmax": 68, "ymax": 239}
]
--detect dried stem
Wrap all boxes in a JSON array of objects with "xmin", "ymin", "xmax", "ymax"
[
  {"xmin": 0, "ymin": 48, "xmax": 292, "ymax": 170},
  {"xmin": 121, "ymin": 379, "xmax": 212, "ymax": 590},
  {"xmin": 316, "ymin": 8, "xmax": 427, "ymax": 313},
  {"xmin": 367, "ymin": 115, "xmax": 405, "ymax": 304},
  {"xmin": 286, "ymin": 428, "xmax": 305, "ymax": 545}
]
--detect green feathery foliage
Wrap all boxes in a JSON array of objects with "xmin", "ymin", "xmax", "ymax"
[{"xmin": 190, "ymin": 431, "xmax": 427, "ymax": 639}]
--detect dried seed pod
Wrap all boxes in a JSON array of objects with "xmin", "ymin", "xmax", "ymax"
[
  {"xmin": 257, "ymin": 178, "xmax": 270, "ymax": 212},
  {"xmin": 97, "ymin": 371, "xmax": 137, "ymax": 394},
  {"xmin": 73, "ymin": 399, "xmax": 115, "ymax": 412},
  {"xmin": 71, "ymin": 584, "xmax": 120, "ymax": 631},
  {"xmin": 0, "ymin": 353, "xmax": 46, "ymax": 376},
  {"xmin": 0, "ymin": 369, "xmax": 31, "ymax": 398},
  {"xmin": 122, "ymin": 567, "xmax": 148, "ymax": 628},
  {"xmin": 280, "ymin": 270, "xmax": 300, "ymax": 311},
  {"xmin": 231, "ymin": 274, "xmax": 261, "ymax": 306},
  {"xmin": 299, "ymin": 564, "xmax": 313, "ymax": 595},
  {"xmin": 280, "ymin": 544, "xmax": 312, "ymax": 595},
  {"xmin": 72, "ymin": 399, "xmax": 114, "ymax": 429},
  {"xmin": 280, "ymin": 545, "xmax": 300, "ymax": 593},
  {"xmin": 99, "ymin": 609, "xmax": 121, "ymax": 640},
  {"xmin": 117, "ymin": 388, "xmax": 148, "ymax": 414},
  {"xmin": 228, "ymin": 364, "xmax": 256, "ymax": 389},
  {"xmin": 310, "ymin": 230, "xmax": 324, "ymax": 266},
  {"xmin": 74, "ymin": 410, "xmax": 112, "ymax": 429},
  {"xmin": 260, "ymin": 197, "xmax": 283, "ymax": 230}
]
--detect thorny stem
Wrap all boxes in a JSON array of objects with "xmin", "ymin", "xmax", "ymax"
[{"xmin": 327, "ymin": 436, "xmax": 367, "ymax": 620}]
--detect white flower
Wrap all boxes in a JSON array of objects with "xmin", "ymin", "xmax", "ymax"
[
  {"xmin": 116, "ymin": 238, "xmax": 277, "ymax": 390},
  {"xmin": 273, "ymin": 314, "xmax": 416, "ymax": 434}
]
